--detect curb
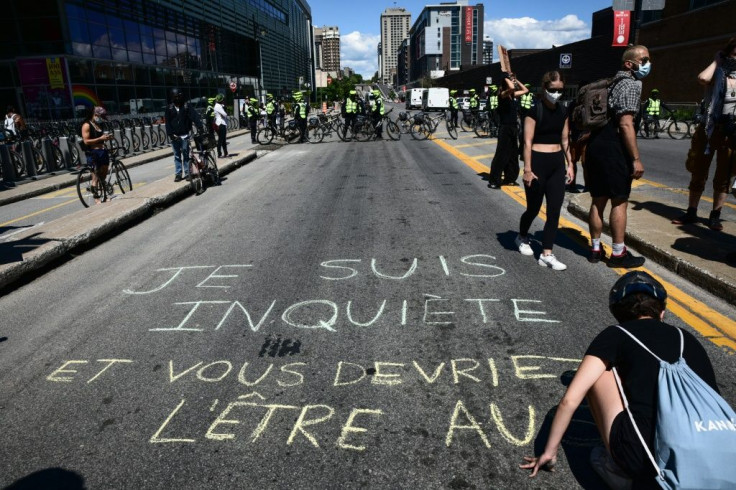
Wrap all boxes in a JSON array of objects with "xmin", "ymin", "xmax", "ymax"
[
  {"xmin": 0, "ymin": 149, "xmax": 257, "ymax": 293},
  {"xmin": 566, "ymin": 198, "xmax": 736, "ymax": 304},
  {"xmin": 0, "ymin": 129, "xmax": 251, "ymax": 207}
]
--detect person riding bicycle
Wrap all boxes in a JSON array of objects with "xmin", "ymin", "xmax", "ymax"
[
  {"xmin": 293, "ymin": 91, "xmax": 308, "ymax": 142},
  {"xmin": 342, "ymin": 90, "xmax": 358, "ymax": 140},
  {"xmin": 641, "ymin": 89, "xmax": 672, "ymax": 138},
  {"xmin": 80, "ymin": 106, "xmax": 114, "ymax": 204},
  {"xmin": 370, "ymin": 89, "xmax": 385, "ymax": 139},
  {"xmin": 449, "ymin": 89, "xmax": 459, "ymax": 128}
]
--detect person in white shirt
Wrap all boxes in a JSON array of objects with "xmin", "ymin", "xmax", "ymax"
[{"xmin": 214, "ymin": 94, "xmax": 229, "ymax": 158}]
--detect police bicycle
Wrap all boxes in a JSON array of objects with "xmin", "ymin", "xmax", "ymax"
[
  {"xmin": 187, "ymin": 132, "xmax": 221, "ymax": 194},
  {"xmin": 257, "ymin": 117, "xmax": 301, "ymax": 145},
  {"xmin": 352, "ymin": 109, "xmax": 400, "ymax": 142}
]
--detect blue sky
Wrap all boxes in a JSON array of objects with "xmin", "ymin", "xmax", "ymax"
[{"xmin": 310, "ymin": 0, "xmax": 614, "ymax": 78}]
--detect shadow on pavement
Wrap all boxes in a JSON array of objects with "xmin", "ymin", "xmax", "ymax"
[
  {"xmin": 530, "ymin": 370, "xmax": 610, "ymax": 489},
  {"xmin": 0, "ymin": 231, "xmax": 53, "ymax": 265},
  {"xmin": 4, "ymin": 467, "xmax": 86, "ymax": 489}
]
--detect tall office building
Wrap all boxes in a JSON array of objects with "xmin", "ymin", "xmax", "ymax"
[
  {"xmin": 409, "ymin": 1, "xmax": 484, "ymax": 82},
  {"xmin": 380, "ymin": 7, "xmax": 411, "ymax": 85},
  {"xmin": 482, "ymin": 37, "xmax": 493, "ymax": 64},
  {"xmin": 314, "ymin": 26, "xmax": 340, "ymax": 72}
]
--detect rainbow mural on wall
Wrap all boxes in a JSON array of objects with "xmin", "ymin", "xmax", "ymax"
[{"xmin": 73, "ymin": 85, "xmax": 101, "ymax": 107}]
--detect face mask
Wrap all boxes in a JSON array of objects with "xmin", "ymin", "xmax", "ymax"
[
  {"xmin": 544, "ymin": 90, "xmax": 562, "ymax": 103},
  {"xmin": 632, "ymin": 61, "xmax": 651, "ymax": 79},
  {"xmin": 94, "ymin": 116, "xmax": 102, "ymax": 123}
]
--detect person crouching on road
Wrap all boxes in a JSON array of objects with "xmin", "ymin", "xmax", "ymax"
[
  {"xmin": 213, "ymin": 93, "xmax": 229, "ymax": 157},
  {"xmin": 81, "ymin": 106, "xmax": 115, "ymax": 204},
  {"xmin": 247, "ymin": 97, "xmax": 259, "ymax": 145},
  {"xmin": 515, "ymin": 71, "xmax": 573, "ymax": 271},
  {"xmin": 165, "ymin": 87, "xmax": 204, "ymax": 182},
  {"xmin": 370, "ymin": 90, "xmax": 384, "ymax": 139},
  {"xmin": 520, "ymin": 271, "xmax": 721, "ymax": 488}
]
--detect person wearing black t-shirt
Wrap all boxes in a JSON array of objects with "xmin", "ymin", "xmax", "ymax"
[
  {"xmin": 488, "ymin": 73, "xmax": 529, "ymax": 189},
  {"xmin": 520, "ymin": 271, "xmax": 720, "ymax": 489},
  {"xmin": 515, "ymin": 71, "xmax": 574, "ymax": 271}
]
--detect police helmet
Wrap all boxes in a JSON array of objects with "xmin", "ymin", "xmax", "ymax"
[
  {"xmin": 267, "ymin": 93, "xmax": 274, "ymax": 100},
  {"xmin": 469, "ymin": 89, "xmax": 476, "ymax": 94},
  {"xmin": 372, "ymin": 89, "xmax": 380, "ymax": 96},
  {"xmin": 250, "ymin": 97, "xmax": 258, "ymax": 104},
  {"xmin": 489, "ymin": 85, "xmax": 498, "ymax": 93},
  {"xmin": 609, "ymin": 271, "xmax": 667, "ymax": 313},
  {"xmin": 215, "ymin": 93, "xmax": 224, "ymax": 102},
  {"xmin": 450, "ymin": 89, "xmax": 457, "ymax": 95},
  {"xmin": 651, "ymin": 89, "xmax": 660, "ymax": 95}
]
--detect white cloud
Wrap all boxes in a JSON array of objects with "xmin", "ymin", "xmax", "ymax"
[
  {"xmin": 341, "ymin": 31, "xmax": 380, "ymax": 79},
  {"xmin": 484, "ymin": 15, "xmax": 590, "ymax": 53}
]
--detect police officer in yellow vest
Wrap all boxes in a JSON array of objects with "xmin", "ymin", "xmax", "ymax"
[
  {"xmin": 642, "ymin": 89, "xmax": 670, "ymax": 138},
  {"xmin": 247, "ymin": 97, "xmax": 260, "ymax": 144},
  {"xmin": 449, "ymin": 89, "xmax": 459, "ymax": 127},
  {"xmin": 469, "ymin": 89, "xmax": 480, "ymax": 115},
  {"xmin": 265, "ymin": 93, "xmax": 277, "ymax": 130},
  {"xmin": 293, "ymin": 91, "xmax": 308, "ymax": 142},
  {"xmin": 342, "ymin": 90, "xmax": 358, "ymax": 140},
  {"xmin": 370, "ymin": 89, "xmax": 385, "ymax": 138}
]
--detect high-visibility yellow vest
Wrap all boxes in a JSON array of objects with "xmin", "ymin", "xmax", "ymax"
[
  {"xmin": 266, "ymin": 101, "xmax": 275, "ymax": 115},
  {"xmin": 470, "ymin": 95, "xmax": 479, "ymax": 109},
  {"xmin": 647, "ymin": 98, "xmax": 661, "ymax": 116},
  {"xmin": 489, "ymin": 95, "xmax": 498, "ymax": 110},
  {"xmin": 520, "ymin": 93, "xmax": 533, "ymax": 110},
  {"xmin": 294, "ymin": 102, "xmax": 307, "ymax": 118},
  {"xmin": 372, "ymin": 99, "xmax": 385, "ymax": 115},
  {"xmin": 450, "ymin": 97, "xmax": 458, "ymax": 109},
  {"xmin": 345, "ymin": 98, "xmax": 357, "ymax": 114}
]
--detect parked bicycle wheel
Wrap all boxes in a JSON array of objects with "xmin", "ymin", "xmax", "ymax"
[
  {"xmin": 460, "ymin": 114, "xmax": 475, "ymax": 132},
  {"xmin": 141, "ymin": 131, "xmax": 150, "ymax": 150},
  {"xmin": 131, "ymin": 132, "xmax": 141, "ymax": 152},
  {"xmin": 149, "ymin": 130, "xmax": 159, "ymax": 148},
  {"xmin": 205, "ymin": 153, "xmax": 220, "ymax": 186},
  {"xmin": 69, "ymin": 143, "xmax": 80, "ymax": 167},
  {"xmin": 113, "ymin": 161, "xmax": 133, "ymax": 194},
  {"xmin": 307, "ymin": 125, "xmax": 325, "ymax": 143},
  {"xmin": 638, "ymin": 120, "xmax": 656, "ymax": 139},
  {"xmin": 52, "ymin": 145, "xmax": 64, "ymax": 169},
  {"xmin": 410, "ymin": 121, "xmax": 430, "ymax": 140},
  {"xmin": 355, "ymin": 120, "xmax": 374, "ymax": 142},
  {"xmin": 32, "ymin": 147, "xmax": 46, "ymax": 173},
  {"xmin": 446, "ymin": 120, "xmax": 458, "ymax": 140},
  {"xmin": 189, "ymin": 165, "xmax": 204, "ymax": 194},
  {"xmin": 475, "ymin": 120, "xmax": 492, "ymax": 138},
  {"xmin": 10, "ymin": 150, "xmax": 25, "ymax": 177},
  {"xmin": 76, "ymin": 167, "xmax": 106, "ymax": 207},
  {"xmin": 284, "ymin": 126, "xmax": 301, "ymax": 144},
  {"xmin": 157, "ymin": 126, "xmax": 167, "ymax": 145},
  {"xmin": 386, "ymin": 120, "xmax": 401, "ymax": 140},
  {"xmin": 667, "ymin": 120, "xmax": 690, "ymax": 140},
  {"xmin": 120, "ymin": 134, "xmax": 131, "ymax": 154},
  {"xmin": 258, "ymin": 127, "xmax": 275, "ymax": 145}
]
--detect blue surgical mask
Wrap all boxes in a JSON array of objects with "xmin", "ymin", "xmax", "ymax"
[{"xmin": 633, "ymin": 61, "xmax": 651, "ymax": 79}]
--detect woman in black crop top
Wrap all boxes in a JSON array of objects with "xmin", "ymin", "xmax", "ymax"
[
  {"xmin": 514, "ymin": 71, "xmax": 574, "ymax": 271},
  {"xmin": 81, "ymin": 106, "xmax": 114, "ymax": 204}
]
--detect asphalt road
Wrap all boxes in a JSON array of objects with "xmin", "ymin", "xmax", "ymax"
[{"xmin": 1, "ymin": 117, "xmax": 735, "ymax": 489}]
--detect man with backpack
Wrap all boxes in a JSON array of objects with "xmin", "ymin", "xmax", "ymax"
[
  {"xmin": 165, "ymin": 88, "xmax": 204, "ymax": 182},
  {"xmin": 520, "ymin": 270, "xmax": 734, "ymax": 489},
  {"xmin": 582, "ymin": 45, "xmax": 649, "ymax": 268}
]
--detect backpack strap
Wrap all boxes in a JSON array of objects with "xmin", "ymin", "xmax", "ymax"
[{"xmin": 614, "ymin": 324, "xmax": 684, "ymax": 360}]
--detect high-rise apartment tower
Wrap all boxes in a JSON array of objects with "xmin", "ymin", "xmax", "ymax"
[
  {"xmin": 380, "ymin": 7, "xmax": 411, "ymax": 85},
  {"xmin": 314, "ymin": 26, "xmax": 341, "ymax": 72}
]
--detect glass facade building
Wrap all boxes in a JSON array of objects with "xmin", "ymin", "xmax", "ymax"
[{"xmin": 0, "ymin": 0, "xmax": 313, "ymax": 120}]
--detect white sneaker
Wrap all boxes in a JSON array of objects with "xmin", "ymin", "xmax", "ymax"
[
  {"xmin": 515, "ymin": 235, "xmax": 534, "ymax": 256},
  {"xmin": 538, "ymin": 253, "xmax": 567, "ymax": 271}
]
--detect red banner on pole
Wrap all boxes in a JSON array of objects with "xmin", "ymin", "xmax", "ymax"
[
  {"xmin": 612, "ymin": 10, "xmax": 631, "ymax": 47},
  {"xmin": 464, "ymin": 7, "xmax": 473, "ymax": 43}
]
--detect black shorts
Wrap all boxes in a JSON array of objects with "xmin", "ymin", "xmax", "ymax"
[
  {"xmin": 609, "ymin": 410, "xmax": 658, "ymax": 485},
  {"xmin": 586, "ymin": 124, "xmax": 633, "ymax": 200}
]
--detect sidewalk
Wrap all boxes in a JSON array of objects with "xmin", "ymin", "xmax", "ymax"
[
  {"xmin": 0, "ymin": 130, "xmax": 262, "ymax": 292},
  {"xmin": 0, "ymin": 129, "xmax": 250, "ymax": 207},
  {"xmin": 567, "ymin": 180, "xmax": 736, "ymax": 304}
]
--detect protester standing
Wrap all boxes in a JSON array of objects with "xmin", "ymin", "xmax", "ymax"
[
  {"xmin": 213, "ymin": 94, "xmax": 229, "ymax": 157},
  {"xmin": 514, "ymin": 71, "xmax": 573, "ymax": 271},
  {"xmin": 586, "ymin": 45, "xmax": 649, "ymax": 268},
  {"xmin": 165, "ymin": 88, "xmax": 203, "ymax": 182},
  {"xmin": 671, "ymin": 37, "xmax": 736, "ymax": 231},
  {"xmin": 488, "ymin": 74, "xmax": 529, "ymax": 188}
]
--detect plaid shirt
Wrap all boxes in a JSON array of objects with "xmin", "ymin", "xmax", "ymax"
[{"xmin": 609, "ymin": 70, "xmax": 642, "ymax": 117}]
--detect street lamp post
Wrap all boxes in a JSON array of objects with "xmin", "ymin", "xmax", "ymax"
[{"xmin": 254, "ymin": 16, "xmax": 267, "ymax": 103}]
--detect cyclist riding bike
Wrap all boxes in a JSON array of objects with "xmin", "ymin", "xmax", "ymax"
[
  {"xmin": 641, "ymin": 88, "xmax": 672, "ymax": 138},
  {"xmin": 80, "ymin": 106, "xmax": 115, "ymax": 204}
]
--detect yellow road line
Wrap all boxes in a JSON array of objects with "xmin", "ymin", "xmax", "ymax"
[
  {"xmin": 433, "ymin": 138, "xmax": 736, "ymax": 352},
  {"xmin": 636, "ymin": 178, "xmax": 736, "ymax": 211},
  {"xmin": 455, "ymin": 142, "xmax": 494, "ymax": 149},
  {"xmin": 0, "ymin": 198, "xmax": 78, "ymax": 227},
  {"xmin": 474, "ymin": 153, "xmax": 496, "ymax": 160}
]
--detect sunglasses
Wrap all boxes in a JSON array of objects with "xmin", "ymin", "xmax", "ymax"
[
  {"xmin": 628, "ymin": 56, "xmax": 650, "ymax": 64},
  {"xmin": 546, "ymin": 88, "xmax": 563, "ymax": 94}
]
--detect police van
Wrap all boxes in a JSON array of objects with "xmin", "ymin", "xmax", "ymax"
[
  {"xmin": 405, "ymin": 88, "xmax": 426, "ymax": 110},
  {"xmin": 422, "ymin": 88, "xmax": 449, "ymax": 111}
]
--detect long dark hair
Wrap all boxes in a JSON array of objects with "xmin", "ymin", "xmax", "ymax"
[
  {"xmin": 81, "ymin": 105, "xmax": 95, "ymax": 123},
  {"xmin": 721, "ymin": 36, "xmax": 736, "ymax": 58}
]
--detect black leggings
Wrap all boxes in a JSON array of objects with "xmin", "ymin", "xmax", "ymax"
[
  {"xmin": 217, "ymin": 124, "xmax": 227, "ymax": 156},
  {"xmin": 519, "ymin": 150, "xmax": 566, "ymax": 250}
]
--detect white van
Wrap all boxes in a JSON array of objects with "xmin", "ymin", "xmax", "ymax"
[
  {"xmin": 422, "ymin": 88, "xmax": 449, "ymax": 111},
  {"xmin": 406, "ymin": 88, "xmax": 426, "ymax": 110}
]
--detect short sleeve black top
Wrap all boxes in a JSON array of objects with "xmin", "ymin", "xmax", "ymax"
[
  {"xmin": 496, "ymin": 96, "xmax": 517, "ymax": 126},
  {"xmin": 585, "ymin": 319, "xmax": 719, "ymax": 442},
  {"xmin": 526, "ymin": 101, "xmax": 566, "ymax": 144}
]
